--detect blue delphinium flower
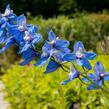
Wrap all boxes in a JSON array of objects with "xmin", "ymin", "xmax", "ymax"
[
  {"xmin": 0, "ymin": 13, "xmax": 9, "ymax": 43},
  {"xmin": 2, "ymin": 4, "xmax": 17, "ymax": 24},
  {"xmin": 7, "ymin": 14, "xmax": 34, "ymax": 41},
  {"xmin": 63, "ymin": 41, "xmax": 96, "ymax": 70},
  {"xmin": 0, "ymin": 4, "xmax": 17, "ymax": 44},
  {"xmin": 83, "ymin": 62, "xmax": 109, "ymax": 90},
  {"xmin": 61, "ymin": 68, "xmax": 80, "ymax": 85},
  {"xmin": 48, "ymin": 30, "xmax": 71, "ymax": 53},
  {"xmin": 35, "ymin": 30, "xmax": 71, "ymax": 65},
  {"xmin": 0, "ymin": 4, "xmax": 17, "ymax": 27},
  {"xmin": 34, "ymin": 41, "xmax": 61, "ymax": 73},
  {"xmin": 19, "ymin": 30, "xmax": 42, "ymax": 53},
  {"xmin": 35, "ymin": 30, "xmax": 71, "ymax": 73}
]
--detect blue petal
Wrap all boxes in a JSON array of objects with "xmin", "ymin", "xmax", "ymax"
[
  {"xmin": 42, "ymin": 41, "xmax": 52, "ymax": 53},
  {"xmin": 1, "ymin": 22, "xmax": 7, "ymax": 28},
  {"xmin": 15, "ymin": 33, "xmax": 25, "ymax": 45},
  {"xmin": 76, "ymin": 58, "xmax": 92, "ymax": 70},
  {"xmin": 53, "ymin": 51, "xmax": 65, "ymax": 62},
  {"xmin": 7, "ymin": 13, "xmax": 17, "ymax": 19},
  {"xmin": 104, "ymin": 74, "xmax": 109, "ymax": 81},
  {"xmin": 48, "ymin": 30, "xmax": 56, "ymax": 41},
  {"xmin": 0, "ymin": 37, "xmax": 15, "ymax": 53},
  {"xmin": 34, "ymin": 57, "xmax": 49, "ymax": 67},
  {"xmin": 61, "ymin": 48, "xmax": 71, "ymax": 53},
  {"xmin": 55, "ymin": 39, "xmax": 70, "ymax": 49},
  {"xmin": 8, "ymin": 25, "xmax": 25, "ymax": 44},
  {"xmin": 85, "ymin": 52, "xmax": 96, "ymax": 60},
  {"xmin": 87, "ymin": 79, "xmax": 103, "ymax": 90},
  {"xmin": 63, "ymin": 53, "xmax": 76, "ymax": 61},
  {"xmin": 87, "ymin": 83, "xmax": 99, "ymax": 90},
  {"xmin": 32, "ymin": 33, "xmax": 42, "ymax": 45},
  {"xmin": 97, "ymin": 80, "xmax": 103, "ymax": 87},
  {"xmin": 82, "ymin": 59, "xmax": 92, "ymax": 70},
  {"xmin": 0, "ymin": 29, "xmax": 6, "ymax": 43},
  {"xmin": 74, "ymin": 41, "xmax": 84, "ymax": 53},
  {"xmin": 76, "ymin": 59, "xmax": 83, "ymax": 66},
  {"xmin": 0, "ymin": 37, "xmax": 6, "ymax": 44},
  {"xmin": 82, "ymin": 73, "xmax": 95, "ymax": 82},
  {"xmin": 28, "ymin": 25, "xmax": 38, "ymax": 35},
  {"xmin": 4, "ymin": 4, "xmax": 11, "ymax": 15},
  {"xmin": 20, "ymin": 49, "xmax": 37, "ymax": 66},
  {"xmin": 44, "ymin": 60, "xmax": 60, "ymax": 74},
  {"xmin": 94, "ymin": 62, "xmax": 105, "ymax": 76},
  {"xmin": 7, "ymin": 25, "xmax": 20, "ymax": 36},
  {"xmin": 17, "ymin": 14, "xmax": 26, "ymax": 26},
  {"xmin": 61, "ymin": 79, "xmax": 71, "ymax": 85},
  {"xmin": 82, "ymin": 77, "xmax": 89, "ymax": 82},
  {"xmin": 19, "ymin": 43, "xmax": 30, "ymax": 53},
  {"xmin": 69, "ymin": 69, "xmax": 79, "ymax": 80}
]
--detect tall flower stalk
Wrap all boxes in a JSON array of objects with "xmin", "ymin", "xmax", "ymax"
[{"xmin": 0, "ymin": 4, "xmax": 109, "ymax": 94}]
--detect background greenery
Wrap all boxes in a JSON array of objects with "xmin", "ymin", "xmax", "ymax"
[
  {"xmin": 29, "ymin": 13, "xmax": 109, "ymax": 52},
  {"xmin": 2, "ymin": 55, "xmax": 109, "ymax": 109},
  {"xmin": 0, "ymin": 0, "xmax": 109, "ymax": 18}
]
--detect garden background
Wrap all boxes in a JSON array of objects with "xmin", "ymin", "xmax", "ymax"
[{"xmin": 1, "ymin": 0, "xmax": 109, "ymax": 109}]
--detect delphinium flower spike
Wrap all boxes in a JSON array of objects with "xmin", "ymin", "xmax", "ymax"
[
  {"xmin": 2, "ymin": 4, "xmax": 17, "ymax": 24},
  {"xmin": 1, "ymin": 4, "xmax": 109, "ymax": 95},
  {"xmin": 63, "ymin": 41, "xmax": 96, "ymax": 70},
  {"xmin": 0, "ymin": 15, "xmax": 33, "ymax": 52},
  {"xmin": 0, "ymin": 14, "xmax": 42, "ymax": 65}
]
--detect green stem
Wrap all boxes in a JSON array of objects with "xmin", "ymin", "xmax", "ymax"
[
  {"xmin": 82, "ymin": 66, "xmax": 86, "ymax": 72},
  {"xmin": 102, "ymin": 79, "xmax": 108, "ymax": 90},
  {"xmin": 60, "ymin": 65, "xmax": 69, "ymax": 72},
  {"xmin": 78, "ymin": 77, "xmax": 88, "ymax": 85}
]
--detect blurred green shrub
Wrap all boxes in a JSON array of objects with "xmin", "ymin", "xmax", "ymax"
[
  {"xmin": 0, "ymin": 46, "xmax": 20, "ymax": 75},
  {"xmin": 2, "ymin": 55, "xmax": 109, "ymax": 109},
  {"xmin": 1, "ymin": 0, "xmax": 109, "ymax": 17},
  {"xmin": 29, "ymin": 13, "xmax": 109, "ymax": 52}
]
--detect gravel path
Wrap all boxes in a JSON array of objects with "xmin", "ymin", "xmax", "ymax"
[{"xmin": 0, "ymin": 81, "xmax": 10, "ymax": 109}]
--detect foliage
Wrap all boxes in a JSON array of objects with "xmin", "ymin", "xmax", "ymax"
[
  {"xmin": 2, "ymin": 55, "xmax": 109, "ymax": 109},
  {"xmin": 0, "ymin": 0, "xmax": 109, "ymax": 17},
  {"xmin": 0, "ymin": 47, "xmax": 20, "ymax": 74},
  {"xmin": 29, "ymin": 13, "xmax": 109, "ymax": 52}
]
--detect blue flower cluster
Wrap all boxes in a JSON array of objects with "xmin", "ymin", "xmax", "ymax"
[
  {"xmin": 0, "ymin": 5, "xmax": 42, "ymax": 65},
  {"xmin": 0, "ymin": 5, "xmax": 109, "ymax": 92}
]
